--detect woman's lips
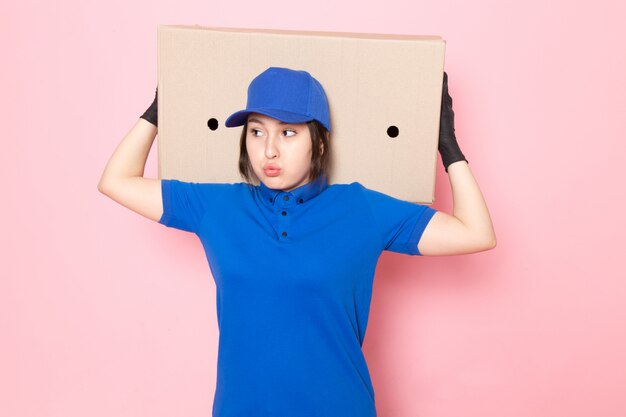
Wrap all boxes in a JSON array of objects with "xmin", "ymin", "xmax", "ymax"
[{"xmin": 264, "ymin": 167, "xmax": 281, "ymax": 177}]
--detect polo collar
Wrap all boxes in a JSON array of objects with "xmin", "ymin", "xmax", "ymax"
[{"xmin": 258, "ymin": 174, "xmax": 329, "ymax": 208}]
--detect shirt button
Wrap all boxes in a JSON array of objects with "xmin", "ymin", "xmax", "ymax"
[
  {"xmin": 281, "ymin": 211, "xmax": 287, "ymax": 216},
  {"xmin": 282, "ymin": 231, "xmax": 288, "ymax": 237},
  {"xmin": 298, "ymin": 198, "xmax": 303, "ymax": 203},
  {"xmin": 269, "ymin": 197, "xmax": 273, "ymax": 202},
  {"xmin": 284, "ymin": 195, "xmax": 289, "ymax": 201}
]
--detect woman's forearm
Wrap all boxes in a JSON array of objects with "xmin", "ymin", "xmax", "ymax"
[
  {"xmin": 98, "ymin": 118, "xmax": 157, "ymax": 188},
  {"xmin": 447, "ymin": 160, "xmax": 497, "ymax": 246}
]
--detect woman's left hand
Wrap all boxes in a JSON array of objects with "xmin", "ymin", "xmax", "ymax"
[{"xmin": 438, "ymin": 72, "xmax": 468, "ymax": 173}]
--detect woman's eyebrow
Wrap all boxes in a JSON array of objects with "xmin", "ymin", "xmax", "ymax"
[{"xmin": 248, "ymin": 117, "xmax": 289, "ymax": 125}]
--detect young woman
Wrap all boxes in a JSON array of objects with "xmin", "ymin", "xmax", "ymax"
[{"xmin": 98, "ymin": 66, "xmax": 496, "ymax": 417}]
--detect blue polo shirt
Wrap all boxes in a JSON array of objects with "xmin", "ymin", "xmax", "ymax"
[{"xmin": 158, "ymin": 174, "xmax": 437, "ymax": 417}]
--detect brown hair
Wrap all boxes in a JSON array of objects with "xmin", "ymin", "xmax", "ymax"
[{"xmin": 238, "ymin": 118, "xmax": 331, "ymax": 185}]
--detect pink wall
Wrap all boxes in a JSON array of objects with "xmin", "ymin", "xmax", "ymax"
[{"xmin": 2, "ymin": 0, "xmax": 625, "ymax": 416}]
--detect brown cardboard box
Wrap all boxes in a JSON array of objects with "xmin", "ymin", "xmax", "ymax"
[{"xmin": 157, "ymin": 25, "xmax": 445, "ymax": 204}]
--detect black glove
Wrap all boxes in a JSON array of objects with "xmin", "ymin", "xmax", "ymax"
[
  {"xmin": 438, "ymin": 72, "xmax": 468, "ymax": 172},
  {"xmin": 140, "ymin": 86, "xmax": 158, "ymax": 127}
]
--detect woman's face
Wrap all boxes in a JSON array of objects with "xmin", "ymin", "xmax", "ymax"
[{"xmin": 245, "ymin": 112, "xmax": 314, "ymax": 192}]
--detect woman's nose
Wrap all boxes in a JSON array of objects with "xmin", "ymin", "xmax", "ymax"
[{"xmin": 264, "ymin": 135, "xmax": 279, "ymax": 158}]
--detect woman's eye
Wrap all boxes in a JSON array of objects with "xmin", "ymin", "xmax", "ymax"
[{"xmin": 249, "ymin": 128, "xmax": 296, "ymax": 137}]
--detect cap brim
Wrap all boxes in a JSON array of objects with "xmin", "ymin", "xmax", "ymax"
[{"xmin": 224, "ymin": 108, "xmax": 314, "ymax": 127}]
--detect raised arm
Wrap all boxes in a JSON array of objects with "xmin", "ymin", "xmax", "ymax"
[
  {"xmin": 97, "ymin": 87, "xmax": 164, "ymax": 222},
  {"xmin": 417, "ymin": 73, "xmax": 497, "ymax": 256}
]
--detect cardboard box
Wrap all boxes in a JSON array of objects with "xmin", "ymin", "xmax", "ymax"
[{"xmin": 157, "ymin": 25, "xmax": 445, "ymax": 203}]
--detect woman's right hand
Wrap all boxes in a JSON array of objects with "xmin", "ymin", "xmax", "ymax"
[
  {"xmin": 140, "ymin": 86, "xmax": 158, "ymax": 127},
  {"xmin": 438, "ymin": 72, "xmax": 468, "ymax": 173}
]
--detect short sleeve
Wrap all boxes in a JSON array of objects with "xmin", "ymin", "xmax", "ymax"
[
  {"xmin": 358, "ymin": 183, "xmax": 437, "ymax": 255},
  {"xmin": 158, "ymin": 179, "xmax": 230, "ymax": 234}
]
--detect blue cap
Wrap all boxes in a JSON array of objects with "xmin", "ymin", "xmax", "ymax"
[{"xmin": 225, "ymin": 67, "xmax": 331, "ymax": 132}]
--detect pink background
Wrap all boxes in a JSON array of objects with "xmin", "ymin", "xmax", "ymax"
[{"xmin": 2, "ymin": 0, "xmax": 625, "ymax": 416}]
